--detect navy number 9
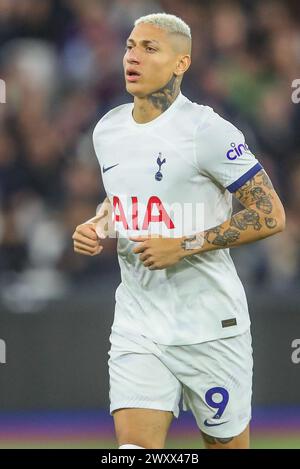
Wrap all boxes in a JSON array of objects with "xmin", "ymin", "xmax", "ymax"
[{"xmin": 205, "ymin": 387, "xmax": 229, "ymax": 419}]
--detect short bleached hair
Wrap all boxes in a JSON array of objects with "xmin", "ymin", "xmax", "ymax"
[{"xmin": 134, "ymin": 12, "xmax": 191, "ymax": 40}]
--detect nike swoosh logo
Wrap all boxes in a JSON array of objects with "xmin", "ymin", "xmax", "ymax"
[
  {"xmin": 103, "ymin": 163, "xmax": 119, "ymax": 173},
  {"xmin": 204, "ymin": 419, "xmax": 228, "ymax": 427}
]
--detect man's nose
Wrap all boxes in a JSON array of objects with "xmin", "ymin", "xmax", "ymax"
[{"xmin": 126, "ymin": 49, "xmax": 140, "ymax": 64}]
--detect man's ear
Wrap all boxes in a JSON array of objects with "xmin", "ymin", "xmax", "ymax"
[{"xmin": 175, "ymin": 55, "xmax": 191, "ymax": 76}]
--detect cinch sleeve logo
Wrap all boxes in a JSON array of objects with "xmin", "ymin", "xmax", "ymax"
[{"xmin": 226, "ymin": 142, "xmax": 250, "ymax": 160}]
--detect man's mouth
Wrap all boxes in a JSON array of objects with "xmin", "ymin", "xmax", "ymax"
[{"xmin": 126, "ymin": 70, "xmax": 141, "ymax": 82}]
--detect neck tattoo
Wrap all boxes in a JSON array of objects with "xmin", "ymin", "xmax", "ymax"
[{"xmin": 147, "ymin": 74, "xmax": 180, "ymax": 112}]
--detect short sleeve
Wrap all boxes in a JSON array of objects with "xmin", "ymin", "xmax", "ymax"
[
  {"xmin": 194, "ymin": 112, "xmax": 262, "ymax": 193},
  {"xmin": 92, "ymin": 120, "xmax": 102, "ymax": 167}
]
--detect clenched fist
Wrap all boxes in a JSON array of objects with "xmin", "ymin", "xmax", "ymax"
[
  {"xmin": 72, "ymin": 223, "xmax": 103, "ymax": 256},
  {"xmin": 73, "ymin": 198, "xmax": 113, "ymax": 256}
]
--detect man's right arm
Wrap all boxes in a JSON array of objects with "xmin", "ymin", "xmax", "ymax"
[{"xmin": 72, "ymin": 197, "xmax": 112, "ymax": 256}]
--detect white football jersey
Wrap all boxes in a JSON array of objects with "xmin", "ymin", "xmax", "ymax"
[{"xmin": 92, "ymin": 91, "xmax": 262, "ymax": 345}]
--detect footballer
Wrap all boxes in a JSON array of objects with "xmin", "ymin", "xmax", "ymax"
[{"xmin": 72, "ymin": 13, "xmax": 285, "ymax": 449}]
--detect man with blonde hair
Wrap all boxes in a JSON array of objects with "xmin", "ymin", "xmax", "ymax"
[{"xmin": 72, "ymin": 12, "xmax": 285, "ymax": 449}]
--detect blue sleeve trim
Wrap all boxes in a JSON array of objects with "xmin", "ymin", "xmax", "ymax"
[{"xmin": 226, "ymin": 162, "xmax": 263, "ymax": 193}]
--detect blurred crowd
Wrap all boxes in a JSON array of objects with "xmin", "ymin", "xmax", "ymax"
[{"xmin": 0, "ymin": 0, "xmax": 299, "ymax": 311}]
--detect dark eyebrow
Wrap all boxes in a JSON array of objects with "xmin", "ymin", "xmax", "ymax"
[{"xmin": 126, "ymin": 38, "xmax": 160, "ymax": 46}]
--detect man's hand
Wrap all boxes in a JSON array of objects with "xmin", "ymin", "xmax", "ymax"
[
  {"xmin": 72, "ymin": 223, "xmax": 103, "ymax": 256},
  {"xmin": 130, "ymin": 235, "xmax": 185, "ymax": 270},
  {"xmin": 72, "ymin": 198, "xmax": 113, "ymax": 256}
]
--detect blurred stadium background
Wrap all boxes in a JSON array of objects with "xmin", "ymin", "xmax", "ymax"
[{"xmin": 0, "ymin": 0, "xmax": 300, "ymax": 449}]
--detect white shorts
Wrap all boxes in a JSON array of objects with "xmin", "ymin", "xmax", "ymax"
[{"xmin": 108, "ymin": 327, "xmax": 253, "ymax": 438}]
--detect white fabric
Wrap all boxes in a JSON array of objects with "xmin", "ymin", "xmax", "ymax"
[
  {"xmin": 93, "ymin": 91, "xmax": 262, "ymax": 345},
  {"xmin": 109, "ymin": 327, "xmax": 253, "ymax": 439}
]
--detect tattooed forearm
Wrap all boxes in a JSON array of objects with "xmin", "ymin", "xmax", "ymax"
[
  {"xmin": 205, "ymin": 207, "xmax": 264, "ymax": 247},
  {"xmin": 148, "ymin": 74, "xmax": 180, "ymax": 112},
  {"xmin": 183, "ymin": 169, "xmax": 284, "ymax": 257},
  {"xmin": 230, "ymin": 209, "xmax": 262, "ymax": 231},
  {"xmin": 205, "ymin": 226, "xmax": 240, "ymax": 247},
  {"xmin": 203, "ymin": 205, "xmax": 279, "ymax": 249}
]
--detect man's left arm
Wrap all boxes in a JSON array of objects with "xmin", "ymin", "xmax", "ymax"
[
  {"xmin": 191, "ymin": 168, "xmax": 285, "ymax": 254},
  {"xmin": 130, "ymin": 169, "xmax": 285, "ymax": 270}
]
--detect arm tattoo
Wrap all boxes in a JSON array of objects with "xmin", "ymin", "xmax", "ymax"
[
  {"xmin": 148, "ymin": 74, "xmax": 180, "ymax": 112},
  {"xmin": 248, "ymin": 187, "xmax": 273, "ymax": 214},
  {"xmin": 261, "ymin": 170, "xmax": 274, "ymax": 190},
  {"xmin": 203, "ymin": 170, "xmax": 279, "ymax": 248},
  {"xmin": 235, "ymin": 169, "xmax": 274, "ymax": 198},
  {"xmin": 233, "ymin": 169, "xmax": 278, "ymax": 230},
  {"xmin": 230, "ymin": 209, "xmax": 262, "ymax": 231},
  {"xmin": 235, "ymin": 169, "xmax": 274, "ymax": 211},
  {"xmin": 265, "ymin": 217, "xmax": 278, "ymax": 229},
  {"xmin": 205, "ymin": 226, "xmax": 240, "ymax": 247}
]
